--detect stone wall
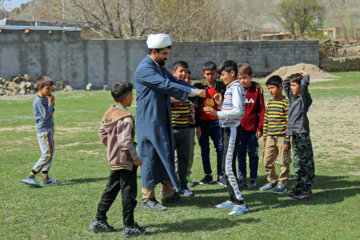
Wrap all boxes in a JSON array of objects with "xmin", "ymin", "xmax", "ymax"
[{"xmin": 0, "ymin": 30, "xmax": 319, "ymax": 89}]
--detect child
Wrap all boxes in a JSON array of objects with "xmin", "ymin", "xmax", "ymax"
[
  {"xmin": 204, "ymin": 60, "xmax": 250, "ymax": 216},
  {"xmin": 170, "ymin": 61, "xmax": 194, "ymax": 197},
  {"xmin": 260, "ymin": 76, "xmax": 291, "ymax": 194},
  {"xmin": 283, "ymin": 71, "xmax": 315, "ymax": 201},
  {"xmin": 237, "ymin": 63, "xmax": 265, "ymax": 188},
  {"xmin": 193, "ymin": 61, "xmax": 226, "ymax": 185},
  {"xmin": 22, "ymin": 76, "xmax": 60, "ymax": 186},
  {"xmin": 89, "ymin": 82, "xmax": 145, "ymax": 237},
  {"xmin": 185, "ymin": 70, "xmax": 196, "ymax": 188}
]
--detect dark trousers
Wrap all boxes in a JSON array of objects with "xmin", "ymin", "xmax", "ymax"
[
  {"xmin": 96, "ymin": 167, "xmax": 138, "ymax": 227},
  {"xmin": 173, "ymin": 128, "xmax": 190, "ymax": 188},
  {"xmin": 198, "ymin": 120, "xmax": 223, "ymax": 176},
  {"xmin": 221, "ymin": 125, "xmax": 243, "ymax": 204},
  {"xmin": 292, "ymin": 133, "xmax": 315, "ymax": 195},
  {"xmin": 237, "ymin": 130, "xmax": 259, "ymax": 180}
]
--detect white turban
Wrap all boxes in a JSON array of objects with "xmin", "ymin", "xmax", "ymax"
[{"xmin": 146, "ymin": 33, "xmax": 172, "ymax": 49}]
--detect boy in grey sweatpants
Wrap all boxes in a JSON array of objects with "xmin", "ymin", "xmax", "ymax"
[
  {"xmin": 22, "ymin": 76, "xmax": 60, "ymax": 186},
  {"xmin": 204, "ymin": 60, "xmax": 250, "ymax": 216}
]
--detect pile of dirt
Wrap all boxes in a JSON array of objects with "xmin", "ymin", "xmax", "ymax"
[
  {"xmin": 0, "ymin": 74, "xmax": 74, "ymax": 96},
  {"xmin": 264, "ymin": 63, "xmax": 339, "ymax": 81}
]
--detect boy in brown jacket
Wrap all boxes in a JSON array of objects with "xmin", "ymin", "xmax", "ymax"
[{"xmin": 89, "ymin": 82, "xmax": 145, "ymax": 238}]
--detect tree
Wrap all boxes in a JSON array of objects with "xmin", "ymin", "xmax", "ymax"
[{"xmin": 276, "ymin": 0, "xmax": 326, "ymax": 39}]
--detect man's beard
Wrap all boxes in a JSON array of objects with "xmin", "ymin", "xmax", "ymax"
[{"xmin": 157, "ymin": 59, "xmax": 166, "ymax": 66}]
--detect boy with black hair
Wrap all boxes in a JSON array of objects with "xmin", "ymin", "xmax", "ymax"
[
  {"xmin": 237, "ymin": 63, "xmax": 265, "ymax": 189},
  {"xmin": 193, "ymin": 61, "xmax": 226, "ymax": 186},
  {"xmin": 260, "ymin": 76, "xmax": 291, "ymax": 194},
  {"xmin": 170, "ymin": 60, "xmax": 194, "ymax": 197},
  {"xmin": 90, "ymin": 82, "xmax": 145, "ymax": 237},
  {"xmin": 283, "ymin": 71, "xmax": 314, "ymax": 201},
  {"xmin": 204, "ymin": 60, "xmax": 250, "ymax": 216},
  {"xmin": 22, "ymin": 76, "xmax": 60, "ymax": 187}
]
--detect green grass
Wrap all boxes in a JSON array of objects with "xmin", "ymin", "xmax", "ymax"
[{"xmin": 1, "ymin": 72, "xmax": 360, "ymax": 239}]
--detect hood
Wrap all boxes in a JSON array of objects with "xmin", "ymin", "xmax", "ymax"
[{"xmin": 101, "ymin": 105, "xmax": 132, "ymax": 132}]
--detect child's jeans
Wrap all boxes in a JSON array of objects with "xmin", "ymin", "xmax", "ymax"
[
  {"xmin": 198, "ymin": 120, "xmax": 223, "ymax": 176},
  {"xmin": 32, "ymin": 128, "xmax": 54, "ymax": 174},
  {"xmin": 292, "ymin": 133, "xmax": 315, "ymax": 195},
  {"xmin": 263, "ymin": 135, "xmax": 291, "ymax": 186},
  {"xmin": 221, "ymin": 125, "xmax": 243, "ymax": 204},
  {"xmin": 173, "ymin": 128, "xmax": 190, "ymax": 188},
  {"xmin": 237, "ymin": 130, "xmax": 259, "ymax": 180},
  {"xmin": 96, "ymin": 167, "xmax": 138, "ymax": 227}
]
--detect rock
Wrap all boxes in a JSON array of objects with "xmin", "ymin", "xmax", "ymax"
[
  {"xmin": 19, "ymin": 89, "xmax": 26, "ymax": 95},
  {"xmin": 103, "ymin": 85, "xmax": 108, "ymax": 90},
  {"xmin": 0, "ymin": 77, "xmax": 5, "ymax": 84},
  {"xmin": 12, "ymin": 76, "xmax": 21, "ymax": 83},
  {"xmin": 86, "ymin": 83, "xmax": 92, "ymax": 91},
  {"xmin": 19, "ymin": 81, "xmax": 26, "ymax": 89},
  {"xmin": 65, "ymin": 85, "xmax": 74, "ymax": 91},
  {"xmin": 25, "ymin": 82, "xmax": 32, "ymax": 88},
  {"xmin": 19, "ymin": 74, "xmax": 31, "ymax": 81},
  {"xmin": 8, "ymin": 82, "xmax": 20, "ymax": 91}
]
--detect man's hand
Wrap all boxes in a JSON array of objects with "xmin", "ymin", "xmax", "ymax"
[
  {"xmin": 203, "ymin": 106, "xmax": 217, "ymax": 117},
  {"xmin": 196, "ymin": 89, "xmax": 206, "ymax": 98},
  {"xmin": 48, "ymin": 95, "xmax": 55, "ymax": 105},
  {"xmin": 256, "ymin": 131, "xmax": 263, "ymax": 138},
  {"xmin": 134, "ymin": 158, "xmax": 143, "ymax": 166},
  {"xmin": 213, "ymin": 93, "xmax": 223, "ymax": 106},
  {"xmin": 197, "ymin": 127, "xmax": 202, "ymax": 139}
]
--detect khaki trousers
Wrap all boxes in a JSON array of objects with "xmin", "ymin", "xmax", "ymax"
[
  {"xmin": 141, "ymin": 178, "xmax": 175, "ymax": 202},
  {"xmin": 263, "ymin": 135, "xmax": 291, "ymax": 186}
]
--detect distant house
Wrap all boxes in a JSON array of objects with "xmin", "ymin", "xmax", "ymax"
[
  {"xmin": 323, "ymin": 27, "xmax": 360, "ymax": 41},
  {"xmin": 261, "ymin": 32, "xmax": 292, "ymax": 40}
]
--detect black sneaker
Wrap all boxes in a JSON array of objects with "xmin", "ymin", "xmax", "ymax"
[
  {"xmin": 140, "ymin": 199, "xmax": 167, "ymax": 211},
  {"xmin": 122, "ymin": 222, "xmax": 146, "ymax": 238},
  {"xmin": 199, "ymin": 175, "xmax": 213, "ymax": 185},
  {"xmin": 292, "ymin": 193, "xmax": 313, "ymax": 201},
  {"xmin": 287, "ymin": 189, "xmax": 301, "ymax": 198},
  {"xmin": 238, "ymin": 178, "xmax": 247, "ymax": 188},
  {"xmin": 89, "ymin": 219, "xmax": 114, "ymax": 233}
]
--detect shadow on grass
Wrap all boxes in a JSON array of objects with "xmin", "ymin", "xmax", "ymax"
[
  {"xmin": 63, "ymin": 177, "xmax": 108, "ymax": 185},
  {"xmin": 144, "ymin": 217, "xmax": 261, "ymax": 235},
  {"xmin": 245, "ymin": 175, "xmax": 360, "ymax": 212}
]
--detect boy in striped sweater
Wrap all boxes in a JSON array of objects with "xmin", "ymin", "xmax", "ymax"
[
  {"xmin": 260, "ymin": 75, "xmax": 291, "ymax": 194},
  {"xmin": 170, "ymin": 61, "xmax": 194, "ymax": 197},
  {"xmin": 204, "ymin": 60, "xmax": 250, "ymax": 216}
]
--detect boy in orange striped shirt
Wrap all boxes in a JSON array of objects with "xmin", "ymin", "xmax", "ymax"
[{"xmin": 260, "ymin": 75, "xmax": 291, "ymax": 194}]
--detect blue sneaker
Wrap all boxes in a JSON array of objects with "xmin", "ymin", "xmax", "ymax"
[
  {"xmin": 273, "ymin": 184, "xmax": 287, "ymax": 194},
  {"xmin": 179, "ymin": 187, "xmax": 194, "ymax": 197},
  {"xmin": 229, "ymin": 204, "xmax": 250, "ymax": 216},
  {"xmin": 215, "ymin": 200, "xmax": 234, "ymax": 209},
  {"xmin": 217, "ymin": 176, "xmax": 227, "ymax": 186},
  {"xmin": 40, "ymin": 178, "xmax": 61, "ymax": 185},
  {"xmin": 22, "ymin": 178, "xmax": 40, "ymax": 187},
  {"xmin": 259, "ymin": 182, "xmax": 277, "ymax": 191}
]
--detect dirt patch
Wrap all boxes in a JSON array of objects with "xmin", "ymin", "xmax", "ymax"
[
  {"xmin": 309, "ymin": 96, "xmax": 360, "ymax": 175},
  {"xmin": 0, "ymin": 125, "xmax": 34, "ymax": 132},
  {"xmin": 264, "ymin": 63, "xmax": 339, "ymax": 81},
  {"xmin": 78, "ymin": 150, "xmax": 99, "ymax": 155}
]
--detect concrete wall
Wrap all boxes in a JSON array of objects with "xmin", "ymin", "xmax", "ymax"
[{"xmin": 0, "ymin": 30, "xmax": 319, "ymax": 89}]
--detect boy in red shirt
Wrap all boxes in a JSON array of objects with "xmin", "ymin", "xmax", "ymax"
[
  {"xmin": 237, "ymin": 63, "xmax": 265, "ymax": 188},
  {"xmin": 193, "ymin": 61, "xmax": 226, "ymax": 185}
]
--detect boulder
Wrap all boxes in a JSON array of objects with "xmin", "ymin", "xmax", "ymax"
[
  {"xmin": 86, "ymin": 83, "xmax": 92, "ymax": 91},
  {"xmin": 65, "ymin": 85, "xmax": 74, "ymax": 91}
]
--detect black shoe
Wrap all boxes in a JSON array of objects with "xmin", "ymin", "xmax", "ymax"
[
  {"xmin": 287, "ymin": 189, "xmax": 301, "ymax": 198},
  {"xmin": 122, "ymin": 222, "xmax": 146, "ymax": 238},
  {"xmin": 89, "ymin": 219, "xmax": 114, "ymax": 233},
  {"xmin": 140, "ymin": 199, "xmax": 167, "ymax": 211},
  {"xmin": 162, "ymin": 192, "xmax": 189, "ymax": 203},
  {"xmin": 199, "ymin": 175, "xmax": 213, "ymax": 185},
  {"xmin": 238, "ymin": 178, "xmax": 247, "ymax": 188}
]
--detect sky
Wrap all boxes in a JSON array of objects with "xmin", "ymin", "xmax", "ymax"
[{"xmin": 2, "ymin": 0, "xmax": 31, "ymax": 11}]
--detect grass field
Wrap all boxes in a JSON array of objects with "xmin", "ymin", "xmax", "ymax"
[{"xmin": 1, "ymin": 72, "xmax": 359, "ymax": 240}]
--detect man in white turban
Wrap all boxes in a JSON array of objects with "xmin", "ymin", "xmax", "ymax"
[{"xmin": 135, "ymin": 34, "xmax": 205, "ymax": 211}]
